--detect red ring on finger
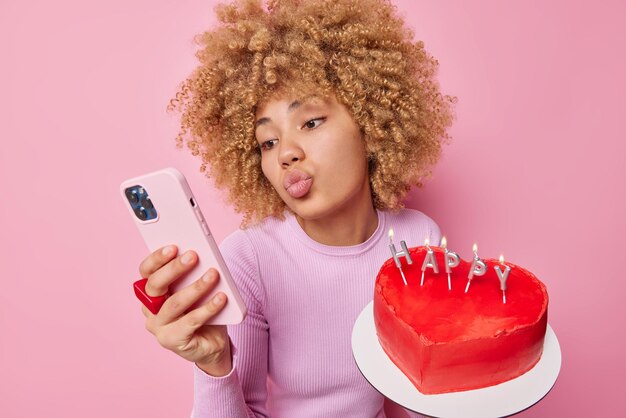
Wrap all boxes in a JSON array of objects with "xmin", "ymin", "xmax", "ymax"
[{"xmin": 133, "ymin": 278, "xmax": 169, "ymax": 315}]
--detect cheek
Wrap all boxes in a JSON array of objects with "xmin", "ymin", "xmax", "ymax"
[
  {"xmin": 345, "ymin": 154, "xmax": 368, "ymax": 185},
  {"xmin": 315, "ymin": 147, "xmax": 367, "ymax": 195},
  {"xmin": 346, "ymin": 142, "xmax": 369, "ymax": 185},
  {"xmin": 334, "ymin": 139, "xmax": 367, "ymax": 176},
  {"xmin": 261, "ymin": 157, "xmax": 281, "ymax": 189}
]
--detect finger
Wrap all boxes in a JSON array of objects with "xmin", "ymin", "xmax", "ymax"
[
  {"xmin": 142, "ymin": 306, "xmax": 157, "ymax": 336},
  {"xmin": 177, "ymin": 291, "xmax": 228, "ymax": 335},
  {"xmin": 145, "ymin": 250, "xmax": 198, "ymax": 297},
  {"xmin": 158, "ymin": 269, "xmax": 220, "ymax": 323},
  {"xmin": 139, "ymin": 245, "xmax": 178, "ymax": 278}
]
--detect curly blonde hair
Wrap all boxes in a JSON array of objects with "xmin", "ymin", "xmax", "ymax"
[{"xmin": 168, "ymin": 0, "xmax": 455, "ymax": 226}]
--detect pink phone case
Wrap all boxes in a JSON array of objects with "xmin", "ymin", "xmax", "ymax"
[{"xmin": 120, "ymin": 167, "xmax": 247, "ymax": 325}]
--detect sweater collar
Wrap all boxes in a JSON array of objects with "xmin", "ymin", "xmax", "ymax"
[{"xmin": 285, "ymin": 209, "xmax": 386, "ymax": 256}]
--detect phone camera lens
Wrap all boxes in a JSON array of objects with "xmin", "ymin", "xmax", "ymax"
[
  {"xmin": 125, "ymin": 188, "xmax": 139, "ymax": 204},
  {"xmin": 141, "ymin": 197, "xmax": 154, "ymax": 210},
  {"xmin": 134, "ymin": 207, "xmax": 148, "ymax": 221}
]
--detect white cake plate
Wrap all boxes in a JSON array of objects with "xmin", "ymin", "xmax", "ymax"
[{"xmin": 352, "ymin": 302, "xmax": 561, "ymax": 418}]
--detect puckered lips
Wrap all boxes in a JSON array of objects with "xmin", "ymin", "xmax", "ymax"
[{"xmin": 283, "ymin": 169, "xmax": 313, "ymax": 198}]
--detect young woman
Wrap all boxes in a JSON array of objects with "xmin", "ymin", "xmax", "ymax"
[{"xmin": 137, "ymin": 0, "xmax": 454, "ymax": 416}]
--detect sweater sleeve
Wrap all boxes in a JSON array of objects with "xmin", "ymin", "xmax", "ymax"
[{"xmin": 190, "ymin": 230, "xmax": 269, "ymax": 418}]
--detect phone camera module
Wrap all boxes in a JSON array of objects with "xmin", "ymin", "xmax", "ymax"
[{"xmin": 125, "ymin": 185, "xmax": 157, "ymax": 221}]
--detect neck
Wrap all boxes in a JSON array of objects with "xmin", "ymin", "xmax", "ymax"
[{"xmin": 295, "ymin": 192, "xmax": 378, "ymax": 247}]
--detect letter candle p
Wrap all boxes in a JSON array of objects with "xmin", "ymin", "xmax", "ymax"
[
  {"xmin": 465, "ymin": 243, "xmax": 487, "ymax": 293},
  {"xmin": 441, "ymin": 236, "xmax": 460, "ymax": 291}
]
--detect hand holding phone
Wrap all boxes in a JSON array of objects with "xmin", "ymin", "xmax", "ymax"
[
  {"xmin": 120, "ymin": 167, "xmax": 247, "ymax": 325},
  {"xmin": 137, "ymin": 244, "xmax": 234, "ymax": 376},
  {"xmin": 120, "ymin": 167, "xmax": 247, "ymax": 375}
]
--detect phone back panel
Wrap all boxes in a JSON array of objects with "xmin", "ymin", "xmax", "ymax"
[{"xmin": 120, "ymin": 167, "xmax": 247, "ymax": 325}]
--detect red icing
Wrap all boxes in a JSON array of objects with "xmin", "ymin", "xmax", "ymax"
[{"xmin": 373, "ymin": 247, "xmax": 548, "ymax": 394}]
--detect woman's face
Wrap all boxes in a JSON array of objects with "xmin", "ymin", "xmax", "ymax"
[{"xmin": 254, "ymin": 94, "xmax": 372, "ymax": 221}]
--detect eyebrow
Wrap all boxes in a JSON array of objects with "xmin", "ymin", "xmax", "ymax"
[{"xmin": 254, "ymin": 99, "xmax": 306, "ymax": 128}]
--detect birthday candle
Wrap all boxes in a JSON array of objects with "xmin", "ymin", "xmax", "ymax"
[
  {"xmin": 420, "ymin": 237, "xmax": 439, "ymax": 286},
  {"xmin": 441, "ymin": 236, "xmax": 460, "ymax": 291},
  {"xmin": 494, "ymin": 254, "xmax": 511, "ymax": 304},
  {"xmin": 388, "ymin": 229, "xmax": 412, "ymax": 285},
  {"xmin": 465, "ymin": 243, "xmax": 487, "ymax": 293}
]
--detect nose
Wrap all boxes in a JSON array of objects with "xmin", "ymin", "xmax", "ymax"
[{"xmin": 278, "ymin": 134, "xmax": 305, "ymax": 167}]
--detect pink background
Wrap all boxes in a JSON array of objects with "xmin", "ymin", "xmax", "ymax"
[{"xmin": 1, "ymin": 0, "xmax": 624, "ymax": 416}]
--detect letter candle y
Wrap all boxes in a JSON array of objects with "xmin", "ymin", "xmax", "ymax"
[
  {"xmin": 388, "ymin": 229, "xmax": 412, "ymax": 286},
  {"xmin": 494, "ymin": 254, "xmax": 511, "ymax": 304},
  {"xmin": 465, "ymin": 243, "xmax": 487, "ymax": 293}
]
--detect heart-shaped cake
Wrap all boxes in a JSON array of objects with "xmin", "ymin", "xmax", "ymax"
[{"xmin": 373, "ymin": 247, "xmax": 548, "ymax": 394}]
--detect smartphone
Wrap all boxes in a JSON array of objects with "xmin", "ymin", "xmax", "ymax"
[{"xmin": 120, "ymin": 167, "xmax": 247, "ymax": 325}]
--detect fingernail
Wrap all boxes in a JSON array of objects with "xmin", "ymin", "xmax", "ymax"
[
  {"xmin": 181, "ymin": 252, "xmax": 194, "ymax": 264},
  {"xmin": 202, "ymin": 271, "xmax": 212, "ymax": 282},
  {"xmin": 162, "ymin": 246, "xmax": 174, "ymax": 256},
  {"xmin": 213, "ymin": 294, "xmax": 224, "ymax": 305}
]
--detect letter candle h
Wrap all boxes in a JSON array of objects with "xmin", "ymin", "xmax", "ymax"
[{"xmin": 388, "ymin": 229, "xmax": 413, "ymax": 286}]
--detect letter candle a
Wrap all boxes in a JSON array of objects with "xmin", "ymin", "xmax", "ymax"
[{"xmin": 420, "ymin": 237, "xmax": 439, "ymax": 286}]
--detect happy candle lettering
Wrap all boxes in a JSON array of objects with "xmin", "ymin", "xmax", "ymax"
[{"xmin": 387, "ymin": 229, "xmax": 513, "ymax": 304}]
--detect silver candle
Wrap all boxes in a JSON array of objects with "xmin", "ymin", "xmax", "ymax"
[
  {"xmin": 494, "ymin": 254, "xmax": 511, "ymax": 304},
  {"xmin": 420, "ymin": 237, "xmax": 439, "ymax": 286},
  {"xmin": 441, "ymin": 236, "xmax": 460, "ymax": 291},
  {"xmin": 388, "ymin": 229, "xmax": 413, "ymax": 286},
  {"xmin": 465, "ymin": 243, "xmax": 487, "ymax": 293}
]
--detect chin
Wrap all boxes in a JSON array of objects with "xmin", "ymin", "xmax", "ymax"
[
  {"xmin": 287, "ymin": 202, "xmax": 329, "ymax": 221},
  {"xmin": 289, "ymin": 195, "xmax": 361, "ymax": 223},
  {"xmin": 284, "ymin": 194, "xmax": 335, "ymax": 221}
]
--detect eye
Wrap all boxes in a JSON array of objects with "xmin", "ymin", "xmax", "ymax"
[
  {"xmin": 302, "ymin": 117, "xmax": 326, "ymax": 130},
  {"xmin": 259, "ymin": 139, "xmax": 278, "ymax": 151}
]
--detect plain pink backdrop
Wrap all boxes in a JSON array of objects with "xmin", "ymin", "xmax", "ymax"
[{"xmin": 1, "ymin": 0, "xmax": 624, "ymax": 416}]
